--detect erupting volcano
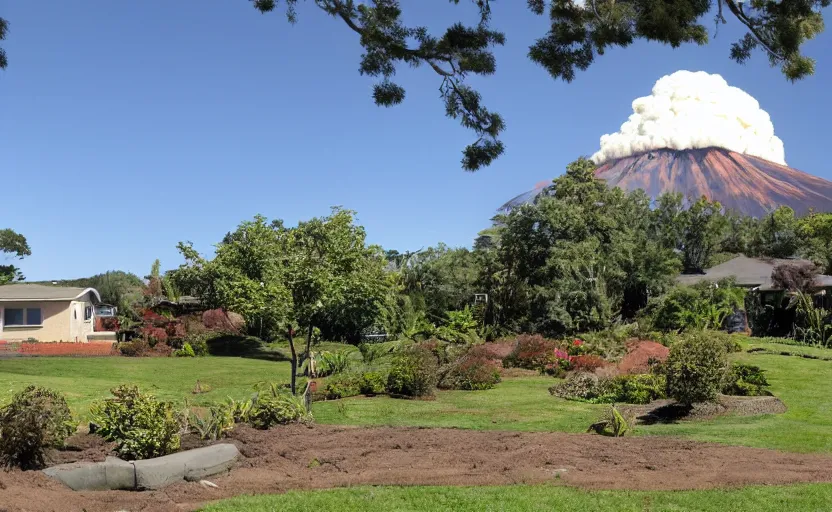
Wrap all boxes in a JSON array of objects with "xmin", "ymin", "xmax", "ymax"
[
  {"xmin": 501, "ymin": 71, "xmax": 832, "ymax": 217},
  {"xmin": 593, "ymin": 147, "xmax": 832, "ymax": 217}
]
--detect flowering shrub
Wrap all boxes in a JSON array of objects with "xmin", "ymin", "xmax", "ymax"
[
  {"xmin": 568, "ymin": 338, "xmax": 589, "ymax": 356},
  {"xmin": 503, "ymin": 334, "xmax": 560, "ymax": 370},
  {"xmin": 542, "ymin": 348, "xmax": 573, "ymax": 377}
]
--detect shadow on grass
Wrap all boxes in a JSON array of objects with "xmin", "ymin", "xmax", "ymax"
[
  {"xmin": 206, "ymin": 335, "xmax": 290, "ymax": 362},
  {"xmin": 637, "ymin": 403, "xmax": 694, "ymax": 425}
]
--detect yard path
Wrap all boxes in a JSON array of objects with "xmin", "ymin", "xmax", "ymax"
[{"xmin": 4, "ymin": 424, "xmax": 832, "ymax": 511}]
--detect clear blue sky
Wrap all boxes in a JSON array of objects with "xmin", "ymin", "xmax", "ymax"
[{"xmin": 2, "ymin": 1, "xmax": 830, "ymax": 281}]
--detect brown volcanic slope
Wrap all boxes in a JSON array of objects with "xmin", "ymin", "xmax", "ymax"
[{"xmin": 594, "ymin": 147, "xmax": 832, "ymax": 217}]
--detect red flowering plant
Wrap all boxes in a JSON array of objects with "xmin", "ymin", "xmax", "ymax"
[
  {"xmin": 542, "ymin": 348, "xmax": 573, "ymax": 377},
  {"xmin": 567, "ymin": 338, "xmax": 589, "ymax": 356}
]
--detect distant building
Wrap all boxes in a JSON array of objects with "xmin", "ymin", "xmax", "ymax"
[{"xmin": 0, "ymin": 284, "xmax": 116, "ymax": 342}]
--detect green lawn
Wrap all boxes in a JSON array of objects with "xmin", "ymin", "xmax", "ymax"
[
  {"xmin": 314, "ymin": 338, "xmax": 832, "ymax": 453},
  {"xmin": 314, "ymin": 376, "xmax": 601, "ymax": 432},
  {"xmin": 2, "ymin": 338, "xmax": 830, "ymax": 452},
  {"xmin": 0, "ymin": 356, "xmax": 290, "ymax": 419},
  {"xmin": 201, "ymin": 484, "xmax": 832, "ymax": 512}
]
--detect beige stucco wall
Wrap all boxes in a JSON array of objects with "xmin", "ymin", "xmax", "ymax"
[{"xmin": 0, "ymin": 301, "xmax": 74, "ymax": 342}]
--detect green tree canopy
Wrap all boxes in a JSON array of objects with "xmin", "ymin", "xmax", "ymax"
[
  {"xmin": 249, "ymin": 0, "xmax": 830, "ymax": 170},
  {"xmin": 0, "ymin": 228, "xmax": 31, "ymax": 284},
  {"xmin": 490, "ymin": 158, "xmax": 680, "ymax": 335}
]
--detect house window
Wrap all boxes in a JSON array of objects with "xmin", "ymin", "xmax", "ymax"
[
  {"xmin": 4, "ymin": 307, "xmax": 42, "ymax": 326},
  {"xmin": 84, "ymin": 306, "xmax": 92, "ymax": 321}
]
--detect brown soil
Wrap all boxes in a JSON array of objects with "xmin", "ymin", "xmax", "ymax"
[
  {"xmin": 621, "ymin": 395, "xmax": 788, "ymax": 424},
  {"xmin": 4, "ymin": 424, "xmax": 832, "ymax": 512},
  {"xmin": 617, "ymin": 340, "xmax": 669, "ymax": 374}
]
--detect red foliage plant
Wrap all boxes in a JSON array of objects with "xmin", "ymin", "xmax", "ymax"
[
  {"xmin": 141, "ymin": 326, "xmax": 168, "ymax": 344},
  {"xmin": 94, "ymin": 317, "xmax": 120, "ymax": 332},
  {"xmin": 503, "ymin": 334, "xmax": 561, "ymax": 370},
  {"xmin": 165, "ymin": 321, "xmax": 186, "ymax": 339},
  {"xmin": 618, "ymin": 340, "xmax": 670, "ymax": 375},
  {"xmin": 141, "ymin": 309, "xmax": 169, "ymax": 327},
  {"xmin": 202, "ymin": 309, "xmax": 243, "ymax": 334},
  {"xmin": 571, "ymin": 354, "xmax": 608, "ymax": 373}
]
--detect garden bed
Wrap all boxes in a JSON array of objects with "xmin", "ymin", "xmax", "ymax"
[
  {"xmin": 4, "ymin": 424, "xmax": 832, "ymax": 511},
  {"xmin": 620, "ymin": 395, "xmax": 787, "ymax": 424}
]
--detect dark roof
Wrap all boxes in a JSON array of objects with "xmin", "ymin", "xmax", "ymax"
[
  {"xmin": 0, "ymin": 284, "xmax": 101, "ymax": 301},
  {"xmin": 675, "ymin": 256, "xmax": 814, "ymax": 287}
]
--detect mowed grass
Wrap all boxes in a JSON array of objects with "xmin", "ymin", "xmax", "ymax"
[
  {"xmin": 201, "ymin": 483, "xmax": 832, "ymax": 512},
  {"xmin": 1, "ymin": 338, "xmax": 830, "ymax": 452},
  {"xmin": 314, "ymin": 376, "xmax": 602, "ymax": 432},
  {"xmin": 314, "ymin": 338, "xmax": 832, "ymax": 453},
  {"xmin": 0, "ymin": 356, "xmax": 290, "ymax": 420}
]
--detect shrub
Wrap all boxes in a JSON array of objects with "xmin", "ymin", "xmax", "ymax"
[
  {"xmin": 188, "ymin": 404, "xmax": 234, "ymax": 441},
  {"xmin": 248, "ymin": 384, "xmax": 310, "ymax": 429},
  {"xmin": 440, "ymin": 347, "xmax": 501, "ymax": 390},
  {"xmin": 318, "ymin": 351, "xmax": 352, "ymax": 376},
  {"xmin": 118, "ymin": 339, "xmax": 150, "ymax": 357},
  {"xmin": 550, "ymin": 372, "xmax": 604, "ymax": 401},
  {"xmin": 324, "ymin": 373, "xmax": 362, "ymax": 399},
  {"xmin": 541, "ymin": 348, "xmax": 573, "ymax": 377},
  {"xmin": 90, "ymin": 385, "xmax": 181, "ymax": 460},
  {"xmin": 387, "ymin": 345, "xmax": 439, "ymax": 397},
  {"xmin": 358, "ymin": 371, "xmax": 387, "ymax": 395},
  {"xmin": 722, "ymin": 362, "xmax": 771, "ymax": 396},
  {"xmin": 665, "ymin": 333, "xmax": 729, "ymax": 404},
  {"xmin": 550, "ymin": 372, "xmax": 666, "ymax": 405},
  {"xmin": 175, "ymin": 343, "xmax": 196, "ymax": 357},
  {"xmin": 187, "ymin": 334, "xmax": 209, "ymax": 356},
  {"xmin": 0, "ymin": 386, "xmax": 75, "ymax": 469},
  {"xmin": 571, "ymin": 354, "xmax": 608, "ymax": 373},
  {"xmin": 435, "ymin": 307, "xmax": 480, "ymax": 344},
  {"xmin": 503, "ymin": 334, "xmax": 559, "ymax": 370},
  {"xmin": 141, "ymin": 326, "xmax": 169, "ymax": 345},
  {"xmin": 602, "ymin": 374, "xmax": 666, "ymax": 404}
]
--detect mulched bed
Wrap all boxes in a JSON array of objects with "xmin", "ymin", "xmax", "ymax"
[
  {"xmin": 620, "ymin": 395, "xmax": 787, "ymax": 424},
  {"xmin": 3, "ymin": 423, "xmax": 832, "ymax": 512}
]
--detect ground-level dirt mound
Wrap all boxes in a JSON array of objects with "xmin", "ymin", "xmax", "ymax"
[
  {"xmin": 622, "ymin": 395, "xmax": 787, "ymax": 424},
  {"xmin": 4, "ymin": 424, "xmax": 832, "ymax": 512},
  {"xmin": 617, "ymin": 340, "xmax": 669, "ymax": 374}
]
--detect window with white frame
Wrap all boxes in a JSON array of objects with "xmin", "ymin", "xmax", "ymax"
[{"xmin": 4, "ymin": 307, "xmax": 43, "ymax": 326}]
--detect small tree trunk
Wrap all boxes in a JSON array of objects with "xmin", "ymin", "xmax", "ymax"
[
  {"xmin": 303, "ymin": 323, "xmax": 314, "ymax": 376},
  {"xmin": 287, "ymin": 325, "xmax": 297, "ymax": 395}
]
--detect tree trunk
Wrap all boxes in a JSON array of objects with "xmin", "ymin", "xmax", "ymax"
[
  {"xmin": 303, "ymin": 323, "xmax": 314, "ymax": 376},
  {"xmin": 287, "ymin": 325, "xmax": 297, "ymax": 395}
]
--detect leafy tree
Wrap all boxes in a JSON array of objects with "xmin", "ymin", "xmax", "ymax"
[
  {"xmin": 173, "ymin": 215, "xmax": 293, "ymax": 338},
  {"xmin": 286, "ymin": 207, "xmax": 390, "ymax": 355},
  {"xmin": 680, "ymin": 197, "xmax": 727, "ymax": 273},
  {"xmin": 750, "ymin": 206, "xmax": 800, "ymax": 258},
  {"xmin": 0, "ymin": 228, "xmax": 31, "ymax": 284},
  {"xmin": 399, "ymin": 244, "xmax": 479, "ymax": 323},
  {"xmin": 798, "ymin": 212, "xmax": 832, "ymax": 273},
  {"xmin": 492, "ymin": 158, "xmax": 680, "ymax": 335},
  {"xmin": 249, "ymin": 0, "xmax": 829, "ymax": 170},
  {"xmin": 0, "ymin": 17, "xmax": 7, "ymax": 70}
]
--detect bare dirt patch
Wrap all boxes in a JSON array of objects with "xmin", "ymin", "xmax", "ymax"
[{"xmin": 4, "ymin": 424, "xmax": 832, "ymax": 511}]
